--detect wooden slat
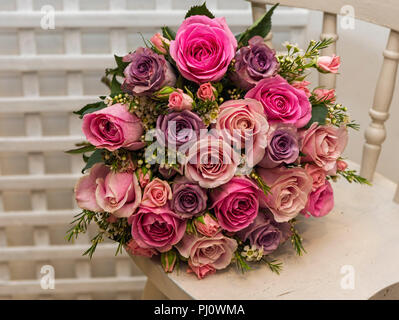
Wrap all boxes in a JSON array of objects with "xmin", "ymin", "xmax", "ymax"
[
  {"xmin": 0, "ymin": 136, "xmax": 85, "ymax": 152},
  {"xmin": 0, "ymin": 209, "xmax": 79, "ymax": 227},
  {"xmin": 0, "ymin": 174, "xmax": 80, "ymax": 190}
]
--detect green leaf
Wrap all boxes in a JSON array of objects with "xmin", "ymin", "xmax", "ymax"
[
  {"xmin": 161, "ymin": 26, "xmax": 176, "ymax": 41},
  {"xmin": 305, "ymin": 104, "xmax": 328, "ymax": 128},
  {"xmin": 110, "ymin": 75, "xmax": 122, "ymax": 95},
  {"xmin": 66, "ymin": 144, "xmax": 95, "ymax": 154},
  {"xmin": 82, "ymin": 149, "xmax": 104, "ymax": 174},
  {"xmin": 236, "ymin": 3, "xmax": 278, "ymax": 47},
  {"xmin": 106, "ymin": 55, "xmax": 129, "ymax": 77},
  {"xmin": 73, "ymin": 101, "xmax": 107, "ymax": 119},
  {"xmin": 185, "ymin": 2, "xmax": 215, "ymax": 19}
]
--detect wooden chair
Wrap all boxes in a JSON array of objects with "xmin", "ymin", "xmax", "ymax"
[{"xmin": 131, "ymin": 0, "xmax": 399, "ymax": 299}]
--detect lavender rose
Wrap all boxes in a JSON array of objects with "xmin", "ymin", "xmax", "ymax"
[
  {"xmin": 171, "ymin": 176, "xmax": 208, "ymax": 219},
  {"xmin": 258, "ymin": 124, "xmax": 300, "ymax": 168},
  {"xmin": 231, "ymin": 36, "xmax": 279, "ymax": 90},
  {"xmin": 156, "ymin": 110, "xmax": 206, "ymax": 149},
  {"xmin": 122, "ymin": 47, "xmax": 176, "ymax": 95},
  {"xmin": 237, "ymin": 210, "xmax": 291, "ymax": 255}
]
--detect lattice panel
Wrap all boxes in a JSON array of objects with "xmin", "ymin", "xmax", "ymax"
[{"xmin": 0, "ymin": 0, "xmax": 308, "ymax": 299}]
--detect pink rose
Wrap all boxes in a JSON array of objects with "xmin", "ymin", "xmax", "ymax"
[
  {"xmin": 337, "ymin": 159, "xmax": 348, "ymax": 171},
  {"xmin": 304, "ymin": 163, "xmax": 327, "ymax": 192},
  {"xmin": 245, "ymin": 75, "xmax": 312, "ymax": 128},
  {"xmin": 187, "ymin": 260, "xmax": 216, "ymax": 279},
  {"xmin": 317, "ymin": 55, "xmax": 340, "ymax": 73},
  {"xmin": 176, "ymin": 232, "xmax": 237, "ymax": 271},
  {"xmin": 75, "ymin": 164, "xmax": 141, "ymax": 218},
  {"xmin": 150, "ymin": 32, "xmax": 170, "ymax": 54},
  {"xmin": 136, "ymin": 167, "xmax": 151, "ymax": 188},
  {"xmin": 194, "ymin": 214, "xmax": 220, "ymax": 237},
  {"xmin": 170, "ymin": 15, "xmax": 237, "ymax": 83},
  {"xmin": 168, "ymin": 89, "xmax": 193, "ymax": 111},
  {"xmin": 292, "ymin": 80, "xmax": 311, "ymax": 98},
  {"xmin": 313, "ymin": 88, "xmax": 336, "ymax": 102},
  {"xmin": 130, "ymin": 205, "xmax": 186, "ymax": 252},
  {"xmin": 257, "ymin": 166, "xmax": 313, "ymax": 222},
  {"xmin": 184, "ymin": 135, "xmax": 240, "ymax": 188},
  {"xmin": 126, "ymin": 239, "xmax": 158, "ymax": 257},
  {"xmin": 301, "ymin": 123, "xmax": 348, "ymax": 173},
  {"xmin": 210, "ymin": 177, "xmax": 262, "ymax": 232},
  {"xmin": 141, "ymin": 178, "xmax": 172, "ymax": 208},
  {"xmin": 197, "ymin": 83, "xmax": 216, "ymax": 101},
  {"xmin": 215, "ymin": 98, "xmax": 269, "ymax": 166},
  {"xmin": 303, "ymin": 180, "xmax": 334, "ymax": 217},
  {"xmin": 82, "ymin": 103, "xmax": 145, "ymax": 152}
]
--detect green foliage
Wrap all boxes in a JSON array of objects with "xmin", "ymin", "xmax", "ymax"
[
  {"xmin": 234, "ymin": 251, "xmax": 251, "ymax": 273},
  {"xmin": 110, "ymin": 75, "xmax": 123, "ymax": 95},
  {"xmin": 249, "ymin": 170, "xmax": 271, "ymax": 196},
  {"xmin": 162, "ymin": 26, "xmax": 176, "ymax": 40},
  {"xmin": 105, "ymin": 55, "xmax": 129, "ymax": 77},
  {"xmin": 81, "ymin": 149, "xmax": 105, "ymax": 173},
  {"xmin": 304, "ymin": 104, "xmax": 328, "ymax": 128},
  {"xmin": 337, "ymin": 169, "xmax": 371, "ymax": 185},
  {"xmin": 262, "ymin": 257, "xmax": 283, "ymax": 275},
  {"xmin": 185, "ymin": 2, "xmax": 215, "ymax": 19},
  {"xmin": 66, "ymin": 144, "xmax": 95, "ymax": 154},
  {"xmin": 236, "ymin": 3, "xmax": 278, "ymax": 47},
  {"xmin": 290, "ymin": 220, "xmax": 306, "ymax": 256},
  {"xmin": 73, "ymin": 101, "xmax": 107, "ymax": 119}
]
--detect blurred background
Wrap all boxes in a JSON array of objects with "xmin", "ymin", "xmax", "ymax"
[{"xmin": 0, "ymin": 0, "xmax": 397, "ymax": 299}]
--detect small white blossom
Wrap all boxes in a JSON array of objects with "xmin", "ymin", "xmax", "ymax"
[{"xmin": 241, "ymin": 245, "xmax": 264, "ymax": 262}]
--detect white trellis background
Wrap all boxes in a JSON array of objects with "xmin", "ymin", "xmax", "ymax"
[{"xmin": 0, "ymin": 0, "xmax": 308, "ymax": 299}]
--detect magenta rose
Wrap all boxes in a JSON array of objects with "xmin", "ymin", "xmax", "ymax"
[
  {"xmin": 257, "ymin": 166, "xmax": 313, "ymax": 222},
  {"xmin": 245, "ymin": 75, "xmax": 312, "ymax": 128},
  {"xmin": 175, "ymin": 232, "xmax": 237, "ymax": 271},
  {"xmin": 141, "ymin": 178, "xmax": 172, "ymax": 208},
  {"xmin": 301, "ymin": 123, "xmax": 348, "ymax": 174},
  {"xmin": 184, "ymin": 135, "xmax": 240, "ymax": 188},
  {"xmin": 210, "ymin": 177, "xmax": 262, "ymax": 232},
  {"xmin": 169, "ymin": 15, "xmax": 237, "ymax": 83},
  {"xmin": 303, "ymin": 180, "xmax": 334, "ymax": 217},
  {"xmin": 75, "ymin": 164, "xmax": 141, "ymax": 218},
  {"xmin": 130, "ymin": 205, "xmax": 186, "ymax": 252},
  {"xmin": 82, "ymin": 103, "xmax": 145, "ymax": 152},
  {"xmin": 215, "ymin": 98, "xmax": 269, "ymax": 167}
]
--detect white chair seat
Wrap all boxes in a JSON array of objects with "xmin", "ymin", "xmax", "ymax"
[{"xmin": 130, "ymin": 160, "xmax": 399, "ymax": 299}]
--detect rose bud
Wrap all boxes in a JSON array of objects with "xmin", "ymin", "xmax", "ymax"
[
  {"xmin": 194, "ymin": 213, "xmax": 220, "ymax": 237},
  {"xmin": 168, "ymin": 89, "xmax": 193, "ymax": 111},
  {"xmin": 197, "ymin": 82, "xmax": 217, "ymax": 101},
  {"xmin": 150, "ymin": 32, "xmax": 170, "ymax": 54},
  {"xmin": 161, "ymin": 250, "xmax": 178, "ymax": 273},
  {"xmin": 317, "ymin": 54, "xmax": 340, "ymax": 73}
]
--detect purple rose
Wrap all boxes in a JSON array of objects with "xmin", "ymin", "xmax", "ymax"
[
  {"xmin": 258, "ymin": 124, "xmax": 299, "ymax": 168},
  {"xmin": 231, "ymin": 36, "xmax": 279, "ymax": 90},
  {"xmin": 156, "ymin": 110, "xmax": 206, "ymax": 149},
  {"xmin": 122, "ymin": 47, "xmax": 176, "ymax": 95},
  {"xmin": 171, "ymin": 176, "xmax": 208, "ymax": 219},
  {"xmin": 237, "ymin": 210, "xmax": 291, "ymax": 255}
]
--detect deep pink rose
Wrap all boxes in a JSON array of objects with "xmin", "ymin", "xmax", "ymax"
[
  {"xmin": 82, "ymin": 103, "xmax": 145, "ymax": 152},
  {"xmin": 150, "ymin": 32, "xmax": 170, "ymax": 54},
  {"xmin": 210, "ymin": 177, "xmax": 262, "ymax": 232},
  {"xmin": 303, "ymin": 180, "xmax": 334, "ymax": 217},
  {"xmin": 194, "ymin": 213, "xmax": 220, "ymax": 237},
  {"xmin": 215, "ymin": 98, "xmax": 269, "ymax": 166},
  {"xmin": 176, "ymin": 232, "xmax": 237, "ymax": 271},
  {"xmin": 187, "ymin": 260, "xmax": 216, "ymax": 279},
  {"xmin": 304, "ymin": 163, "xmax": 327, "ymax": 191},
  {"xmin": 125, "ymin": 239, "xmax": 158, "ymax": 257},
  {"xmin": 313, "ymin": 88, "xmax": 336, "ymax": 102},
  {"xmin": 75, "ymin": 164, "xmax": 142, "ymax": 218},
  {"xmin": 301, "ymin": 123, "xmax": 348, "ymax": 174},
  {"xmin": 257, "ymin": 166, "xmax": 313, "ymax": 222},
  {"xmin": 292, "ymin": 80, "xmax": 311, "ymax": 98},
  {"xmin": 317, "ymin": 55, "xmax": 340, "ymax": 73},
  {"xmin": 169, "ymin": 15, "xmax": 237, "ymax": 83},
  {"xmin": 245, "ymin": 75, "xmax": 312, "ymax": 128},
  {"xmin": 141, "ymin": 178, "xmax": 172, "ymax": 208},
  {"xmin": 184, "ymin": 135, "xmax": 240, "ymax": 188},
  {"xmin": 168, "ymin": 89, "xmax": 193, "ymax": 111},
  {"xmin": 197, "ymin": 83, "xmax": 216, "ymax": 101},
  {"xmin": 130, "ymin": 205, "xmax": 186, "ymax": 252}
]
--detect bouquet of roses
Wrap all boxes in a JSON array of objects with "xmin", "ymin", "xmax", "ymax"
[{"xmin": 67, "ymin": 3, "xmax": 368, "ymax": 279}]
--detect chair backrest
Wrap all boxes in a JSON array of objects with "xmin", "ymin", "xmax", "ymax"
[{"xmin": 248, "ymin": 0, "xmax": 399, "ymax": 202}]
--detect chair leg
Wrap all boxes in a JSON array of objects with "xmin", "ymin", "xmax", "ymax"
[{"xmin": 141, "ymin": 279, "xmax": 168, "ymax": 300}]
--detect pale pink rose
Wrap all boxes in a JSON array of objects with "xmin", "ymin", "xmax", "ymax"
[
  {"xmin": 197, "ymin": 83, "xmax": 216, "ymax": 101},
  {"xmin": 150, "ymin": 32, "xmax": 170, "ymax": 54},
  {"xmin": 141, "ymin": 178, "xmax": 172, "ymax": 208},
  {"xmin": 317, "ymin": 55, "xmax": 340, "ymax": 73},
  {"xmin": 301, "ymin": 123, "xmax": 348, "ymax": 174},
  {"xmin": 257, "ymin": 166, "xmax": 313, "ymax": 222},
  {"xmin": 292, "ymin": 80, "xmax": 311, "ymax": 98},
  {"xmin": 82, "ymin": 103, "xmax": 145, "ymax": 152},
  {"xmin": 176, "ymin": 232, "xmax": 237, "ymax": 270},
  {"xmin": 168, "ymin": 89, "xmax": 193, "ymax": 111},
  {"xmin": 75, "ymin": 164, "xmax": 141, "ymax": 218},
  {"xmin": 170, "ymin": 15, "xmax": 237, "ymax": 83},
  {"xmin": 136, "ymin": 168, "xmax": 151, "ymax": 188},
  {"xmin": 313, "ymin": 88, "xmax": 336, "ymax": 102},
  {"xmin": 337, "ymin": 159, "xmax": 348, "ymax": 171},
  {"xmin": 215, "ymin": 98, "xmax": 269, "ymax": 166},
  {"xmin": 194, "ymin": 213, "xmax": 221, "ymax": 237},
  {"xmin": 303, "ymin": 180, "xmax": 334, "ymax": 217},
  {"xmin": 187, "ymin": 260, "xmax": 216, "ymax": 279},
  {"xmin": 304, "ymin": 163, "xmax": 327, "ymax": 192},
  {"xmin": 125, "ymin": 239, "xmax": 158, "ymax": 257}
]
